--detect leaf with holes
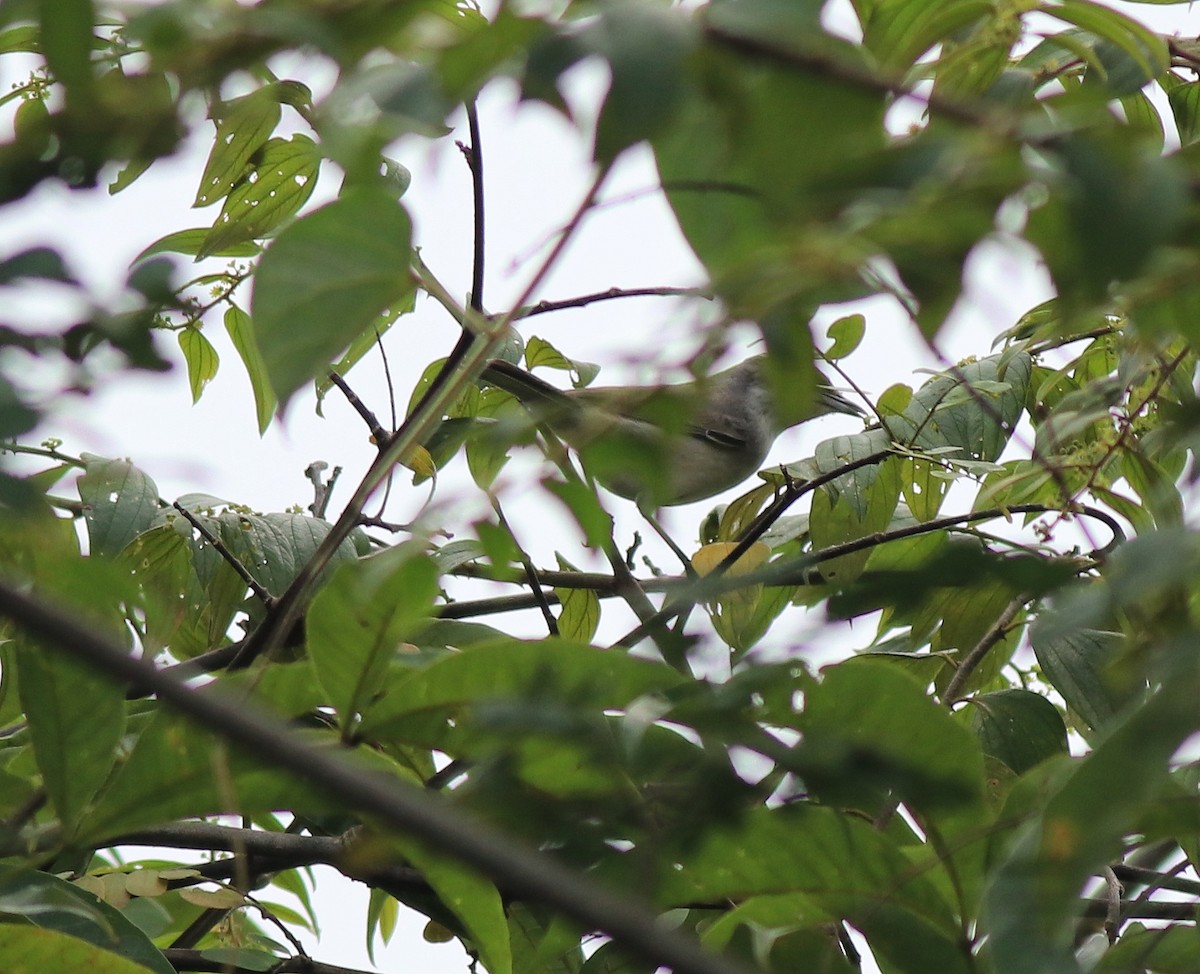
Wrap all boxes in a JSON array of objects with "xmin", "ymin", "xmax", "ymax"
[{"xmin": 198, "ymin": 135, "xmax": 321, "ymax": 259}]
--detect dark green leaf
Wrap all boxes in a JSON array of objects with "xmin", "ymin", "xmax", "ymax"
[
  {"xmin": 1029, "ymin": 624, "xmax": 1127, "ymax": 737},
  {"xmin": 17, "ymin": 645, "xmax": 125, "ymax": 828},
  {"xmin": 360, "ymin": 638, "xmax": 685, "ymax": 742},
  {"xmin": 968, "ymin": 689, "xmax": 1069, "ymax": 775},
  {"xmin": 0, "ymin": 247, "xmax": 75, "ymax": 284},
  {"xmin": 797, "ymin": 660, "xmax": 985, "ymax": 816},
  {"xmin": 37, "ymin": 0, "xmax": 95, "ymax": 97},
  {"xmin": 591, "ymin": 6, "xmax": 695, "ymax": 164}
]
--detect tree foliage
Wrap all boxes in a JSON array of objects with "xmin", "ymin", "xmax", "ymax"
[{"xmin": 1, "ymin": 2, "xmax": 1199, "ymax": 974}]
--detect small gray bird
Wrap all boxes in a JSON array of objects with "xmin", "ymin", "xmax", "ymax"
[{"xmin": 481, "ymin": 356, "xmax": 863, "ymax": 506}]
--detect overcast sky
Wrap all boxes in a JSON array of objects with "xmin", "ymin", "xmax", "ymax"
[{"xmin": 1, "ymin": 1, "xmax": 1195, "ymax": 971}]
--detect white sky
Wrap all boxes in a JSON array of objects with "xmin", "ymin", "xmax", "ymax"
[{"xmin": 2, "ymin": 0, "xmax": 1197, "ymax": 971}]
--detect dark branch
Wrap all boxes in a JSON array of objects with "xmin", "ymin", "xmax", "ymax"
[
  {"xmin": 514, "ymin": 286, "xmax": 703, "ymax": 320},
  {"xmin": 0, "ymin": 579, "xmax": 754, "ymax": 974}
]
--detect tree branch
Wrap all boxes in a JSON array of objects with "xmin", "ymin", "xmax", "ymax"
[
  {"xmin": 0, "ymin": 579, "xmax": 755, "ymax": 974},
  {"xmin": 514, "ymin": 286, "xmax": 703, "ymax": 319},
  {"xmin": 943, "ymin": 595, "xmax": 1028, "ymax": 704},
  {"xmin": 163, "ymin": 948, "xmax": 371, "ymax": 974}
]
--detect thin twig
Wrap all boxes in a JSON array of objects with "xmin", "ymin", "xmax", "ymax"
[
  {"xmin": 489, "ymin": 493, "xmax": 558, "ymax": 635},
  {"xmin": 327, "ymin": 371, "xmax": 389, "ymax": 445},
  {"xmin": 171, "ymin": 502, "xmax": 274, "ymax": 606},
  {"xmin": 214, "ymin": 171, "xmax": 614, "ymax": 673},
  {"xmin": 943, "ymin": 596, "xmax": 1028, "ymax": 704},
  {"xmin": 0, "ymin": 579, "xmax": 755, "ymax": 974},
  {"xmin": 612, "ymin": 502, "xmax": 1119, "ymax": 650},
  {"xmin": 515, "ymin": 286, "xmax": 703, "ymax": 319},
  {"xmin": 465, "ymin": 99, "xmax": 486, "ymax": 313}
]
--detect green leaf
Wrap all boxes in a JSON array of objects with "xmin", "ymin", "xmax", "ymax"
[
  {"xmin": 0, "ymin": 247, "xmax": 75, "ymax": 284},
  {"xmin": 37, "ymin": 0, "xmax": 95, "ymax": 98},
  {"xmin": 967, "ymin": 689, "xmax": 1068, "ymax": 775},
  {"xmin": 77, "ymin": 454, "xmax": 160, "ymax": 558},
  {"xmin": 315, "ymin": 296, "xmax": 414, "ymax": 411},
  {"xmin": 17, "ymin": 645, "xmax": 125, "ymax": 829},
  {"xmin": 360, "ymin": 639, "xmax": 685, "ymax": 741},
  {"xmin": 590, "ymin": 6, "xmax": 695, "ymax": 164},
  {"xmin": 206, "ymin": 510, "xmax": 358, "ymax": 597},
  {"xmin": 0, "ymin": 918, "xmax": 161, "ymax": 974},
  {"xmin": 133, "ymin": 228, "xmax": 261, "ymax": 263},
  {"xmin": 1168, "ymin": 80, "xmax": 1200, "ymax": 146},
  {"xmin": 797, "ymin": 660, "xmax": 985, "ymax": 817},
  {"xmin": 0, "ymin": 865, "xmax": 175, "ymax": 974},
  {"xmin": 388, "ymin": 834, "xmax": 512, "ymax": 974},
  {"xmin": 1029, "ymin": 623, "xmax": 1127, "ymax": 738},
  {"xmin": 198, "ymin": 134, "xmax": 321, "ymax": 258},
  {"xmin": 506, "ymin": 903, "xmax": 583, "ymax": 974},
  {"xmin": 807, "ymin": 427, "xmax": 901, "ymax": 582},
  {"xmin": 824, "ymin": 313, "xmax": 865, "ymax": 360},
  {"xmin": 553, "ymin": 556, "xmax": 600, "ymax": 643},
  {"xmin": 882, "ymin": 352, "xmax": 1032, "ymax": 463},
  {"xmin": 1044, "ymin": 0, "xmax": 1167, "ymax": 83},
  {"xmin": 307, "ymin": 546, "xmax": 439, "ymax": 733},
  {"xmin": 177, "ymin": 327, "xmax": 219, "ymax": 403},
  {"xmin": 982, "ymin": 681, "xmax": 1199, "ymax": 974},
  {"xmin": 80, "ymin": 710, "xmax": 340, "ymax": 840},
  {"xmin": 860, "ymin": 0, "xmax": 992, "ymax": 71},
  {"xmin": 657, "ymin": 805, "xmax": 971, "ymax": 974},
  {"xmin": 195, "ymin": 86, "xmax": 284, "ymax": 207},
  {"xmin": 223, "ymin": 305, "xmax": 276, "ymax": 434},
  {"xmin": 1094, "ymin": 923, "xmax": 1200, "ymax": 974},
  {"xmin": 366, "ymin": 889, "xmax": 399, "ymax": 963},
  {"xmin": 250, "ymin": 189, "xmax": 415, "ymax": 407},
  {"xmin": 0, "ymin": 374, "xmax": 40, "ymax": 438}
]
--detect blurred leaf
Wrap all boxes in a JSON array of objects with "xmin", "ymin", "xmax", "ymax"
[
  {"xmin": 1093, "ymin": 923, "xmax": 1200, "ymax": 974},
  {"xmin": 37, "ymin": 0, "xmax": 95, "ymax": 98},
  {"xmin": 797, "ymin": 660, "xmax": 985, "ymax": 816},
  {"xmin": 658, "ymin": 805, "xmax": 971, "ymax": 973},
  {"xmin": 360, "ymin": 639, "xmax": 685, "ymax": 742},
  {"xmin": 251, "ymin": 189, "xmax": 414, "ymax": 407},
  {"xmin": 590, "ymin": 6, "xmax": 695, "ymax": 164},
  {"xmin": 17, "ymin": 644, "xmax": 125, "ymax": 829},
  {"xmin": 1168, "ymin": 80, "xmax": 1200, "ymax": 146},
  {"xmin": 0, "ymin": 247, "xmax": 75, "ymax": 285},
  {"xmin": 982, "ymin": 675, "xmax": 1199, "ymax": 974},
  {"xmin": 387, "ymin": 833, "xmax": 512, "ymax": 974},
  {"xmin": 0, "ymin": 375, "xmax": 40, "ymax": 438}
]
